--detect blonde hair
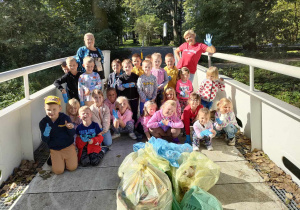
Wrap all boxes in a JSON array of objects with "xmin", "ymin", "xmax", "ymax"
[
  {"xmin": 122, "ymin": 59, "xmax": 132, "ymax": 67},
  {"xmin": 116, "ymin": 96, "xmax": 131, "ymax": 110},
  {"xmin": 184, "ymin": 29, "xmax": 196, "ymax": 38},
  {"xmin": 142, "ymin": 60, "xmax": 152, "ymax": 66},
  {"xmin": 84, "ymin": 33, "xmax": 95, "ymax": 40},
  {"xmin": 161, "ymin": 100, "xmax": 177, "ymax": 114},
  {"xmin": 83, "ymin": 56, "xmax": 94, "ymax": 64},
  {"xmin": 143, "ymin": 101, "xmax": 157, "ymax": 117},
  {"xmin": 91, "ymin": 89, "xmax": 104, "ymax": 98},
  {"xmin": 216, "ymin": 98, "xmax": 233, "ymax": 111},
  {"xmin": 151, "ymin": 52, "xmax": 162, "ymax": 60},
  {"xmin": 66, "ymin": 56, "xmax": 77, "ymax": 64},
  {"xmin": 79, "ymin": 105, "xmax": 91, "ymax": 114},
  {"xmin": 163, "ymin": 87, "xmax": 178, "ymax": 102},
  {"xmin": 206, "ymin": 66, "xmax": 219, "ymax": 80},
  {"xmin": 165, "ymin": 53, "xmax": 174, "ymax": 59},
  {"xmin": 197, "ymin": 107, "xmax": 210, "ymax": 119},
  {"xmin": 66, "ymin": 98, "xmax": 80, "ymax": 116}
]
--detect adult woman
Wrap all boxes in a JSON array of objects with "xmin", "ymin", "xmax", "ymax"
[
  {"xmin": 76, "ymin": 33, "xmax": 105, "ymax": 79},
  {"xmin": 175, "ymin": 30, "xmax": 216, "ymax": 82}
]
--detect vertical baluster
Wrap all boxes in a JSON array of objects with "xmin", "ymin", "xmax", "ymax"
[{"xmin": 23, "ymin": 73, "xmax": 30, "ymax": 100}]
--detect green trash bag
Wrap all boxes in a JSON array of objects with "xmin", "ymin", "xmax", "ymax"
[
  {"xmin": 180, "ymin": 186, "xmax": 223, "ymax": 210},
  {"xmin": 116, "ymin": 157, "xmax": 172, "ymax": 210},
  {"xmin": 173, "ymin": 151, "xmax": 220, "ymax": 202}
]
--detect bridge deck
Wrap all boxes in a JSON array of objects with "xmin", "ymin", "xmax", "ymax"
[{"xmin": 11, "ymin": 136, "xmax": 287, "ymax": 210}]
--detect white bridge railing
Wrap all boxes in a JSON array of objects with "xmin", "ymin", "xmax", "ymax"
[{"xmin": 0, "ymin": 51, "xmax": 111, "ymax": 185}]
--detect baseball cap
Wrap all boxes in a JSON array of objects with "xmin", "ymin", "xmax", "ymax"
[{"xmin": 44, "ymin": 96, "xmax": 61, "ymax": 105}]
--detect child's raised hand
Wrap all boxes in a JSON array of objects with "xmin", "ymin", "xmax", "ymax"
[
  {"xmin": 89, "ymin": 139, "xmax": 93, "ymax": 144},
  {"xmin": 43, "ymin": 123, "xmax": 52, "ymax": 137},
  {"xmin": 65, "ymin": 120, "xmax": 74, "ymax": 129},
  {"xmin": 62, "ymin": 93, "xmax": 68, "ymax": 103},
  {"xmin": 112, "ymin": 109, "xmax": 119, "ymax": 119}
]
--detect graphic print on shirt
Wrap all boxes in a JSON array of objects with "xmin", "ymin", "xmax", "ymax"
[
  {"xmin": 180, "ymin": 85, "xmax": 190, "ymax": 98},
  {"xmin": 78, "ymin": 128, "xmax": 96, "ymax": 139},
  {"xmin": 183, "ymin": 49, "xmax": 197, "ymax": 55}
]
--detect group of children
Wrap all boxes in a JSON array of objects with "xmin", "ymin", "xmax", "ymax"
[{"xmin": 42, "ymin": 51, "xmax": 240, "ymax": 175}]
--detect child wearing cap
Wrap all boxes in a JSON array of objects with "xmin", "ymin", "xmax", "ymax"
[{"xmin": 39, "ymin": 96, "xmax": 78, "ymax": 175}]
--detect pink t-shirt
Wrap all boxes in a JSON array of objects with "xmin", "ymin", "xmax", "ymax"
[
  {"xmin": 176, "ymin": 79, "xmax": 193, "ymax": 100},
  {"xmin": 176, "ymin": 42, "xmax": 208, "ymax": 74}
]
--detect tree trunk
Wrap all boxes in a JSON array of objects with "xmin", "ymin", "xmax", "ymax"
[
  {"xmin": 171, "ymin": 0, "xmax": 179, "ymax": 45},
  {"xmin": 91, "ymin": 0, "xmax": 108, "ymax": 32}
]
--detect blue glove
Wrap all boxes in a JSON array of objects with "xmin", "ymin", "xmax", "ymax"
[
  {"xmin": 185, "ymin": 135, "xmax": 192, "ymax": 145},
  {"xmin": 129, "ymin": 82, "xmax": 136, "ymax": 87},
  {"xmin": 200, "ymin": 129, "xmax": 213, "ymax": 137},
  {"xmin": 145, "ymin": 98, "xmax": 150, "ymax": 102},
  {"xmin": 80, "ymin": 101, "xmax": 85, "ymax": 107},
  {"xmin": 112, "ymin": 109, "xmax": 119, "ymax": 119},
  {"xmin": 158, "ymin": 120, "xmax": 164, "ymax": 127},
  {"xmin": 80, "ymin": 134, "xmax": 90, "ymax": 142},
  {"xmin": 168, "ymin": 76, "xmax": 172, "ymax": 81},
  {"xmin": 43, "ymin": 123, "xmax": 52, "ymax": 137},
  {"xmin": 204, "ymin": 33, "xmax": 213, "ymax": 47},
  {"xmin": 216, "ymin": 118, "xmax": 223, "ymax": 124},
  {"xmin": 62, "ymin": 93, "xmax": 68, "ymax": 103},
  {"xmin": 123, "ymin": 83, "xmax": 130, "ymax": 88}
]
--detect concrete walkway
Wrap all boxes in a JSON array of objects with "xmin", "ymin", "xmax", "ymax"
[{"xmin": 11, "ymin": 136, "xmax": 287, "ymax": 210}]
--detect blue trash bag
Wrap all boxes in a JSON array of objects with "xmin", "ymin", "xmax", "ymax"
[
  {"xmin": 133, "ymin": 142, "xmax": 145, "ymax": 152},
  {"xmin": 148, "ymin": 137, "xmax": 193, "ymax": 168}
]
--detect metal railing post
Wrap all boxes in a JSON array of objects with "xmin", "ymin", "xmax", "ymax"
[
  {"xmin": 23, "ymin": 73, "xmax": 30, "ymax": 100},
  {"xmin": 249, "ymin": 65, "xmax": 254, "ymax": 91},
  {"xmin": 208, "ymin": 55, "xmax": 212, "ymax": 67}
]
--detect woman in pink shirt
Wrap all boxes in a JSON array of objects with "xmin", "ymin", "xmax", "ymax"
[
  {"xmin": 147, "ymin": 100, "xmax": 184, "ymax": 144},
  {"xmin": 174, "ymin": 30, "xmax": 216, "ymax": 82}
]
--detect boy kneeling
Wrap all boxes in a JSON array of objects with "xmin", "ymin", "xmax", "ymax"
[
  {"xmin": 39, "ymin": 96, "xmax": 78, "ymax": 175},
  {"xmin": 76, "ymin": 106, "xmax": 104, "ymax": 166}
]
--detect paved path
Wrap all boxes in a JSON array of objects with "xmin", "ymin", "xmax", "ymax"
[{"xmin": 11, "ymin": 135, "xmax": 287, "ymax": 210}]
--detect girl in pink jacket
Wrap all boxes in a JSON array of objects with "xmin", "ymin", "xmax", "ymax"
[{"xmin": 147, "ymin": 100, "xmax": 184, "ymax": 143}]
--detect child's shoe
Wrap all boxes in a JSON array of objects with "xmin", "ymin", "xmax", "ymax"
[
  {"xmin": 228, "ymin": 137, "xmax": 236, "ymax": 146},
  {"xmin": 112, "ymin": 133, "xmax": 121, "ymax": 139},
  {"xmin": 47, "ymin": 156, "xmax": 52, "ymax": 166},
  {"xmin": 207, "ymin": 145, "xmax": 213, "ymax": 151},
  {"xmin": 129, "ymin": 132, "xmax": 137, "ymax": 140},
  {"xmin": 193, "ymin": 144, "xmax": 199, "ymax": 151},
  {"xmin": 172, "ymin": 137, "xmax": 180, "ymax": 144}
]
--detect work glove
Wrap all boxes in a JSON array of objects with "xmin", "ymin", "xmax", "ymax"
[
  {"xmin": 62, "ymin": 93, "xmax": 68, "ymax": 103},
  {"xmin": 122, "ymin": 83, "xmax": 130, "ymax": 88},
  {"xmin": 204, "ymin": 34, "xmax": 213, "ymax": 47},
  {"xmin": 168, "ymin": 76, "xmax": 172, "ymax": 81},
  {"xmin": 80, "ymin": 101, "xmax": 85, "ymax": 107},
  {"xmin": 200, "ymin": 129, "xmax": 213, "ymax": 137},
  {"xmin": 43, "ymin": 123, "xmax": 52, "ymax": 137},
  {"xmin": 216, "ymin": 118, "xmax": 223, "ymax": 124},
  {"xmin": 112, "ymin": 109, "xmax": 119, "ymax": 119}
]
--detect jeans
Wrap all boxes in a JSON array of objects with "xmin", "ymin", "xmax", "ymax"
[
  {"xmin": 189, "ymin": 73, "xmax": 195, "ymax": 82},
  {"xmin": 216, "ymin": 123, "xmax": 238, "ymax": 139},
  {"xmin": 102, "ymin": 130, "xmax": 112, "ymax": 147},
  {"xmin": 201, "ymin": 99, "xmax": 213, "ymax": 110},
  {"xmin": 112, "ymin": 121, "xmax": 134, "ymax": 134},
  {"xmin": 140, "ymin": 101, "xmax": 145, "ymax": 115}
]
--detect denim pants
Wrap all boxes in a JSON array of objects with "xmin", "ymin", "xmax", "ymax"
[
  {"xmin": 201, "ymin": 99, "xmax": 213, "ymax": 110},
  {"xmin": 112, "ymin": 121, "xmax": 134, "ymax": 134},
  {"xmin": 216, "ymin": 123, "xmax": 238, "ymax": 139},
  {"xmin": 102, "ymin": 130, "xmax": 112, "ymax": 147},
  {"xmin": 189, "ymin": 73, "xmax": 195, "ymax": 82}
]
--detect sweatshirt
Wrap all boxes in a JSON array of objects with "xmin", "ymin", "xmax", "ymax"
[
  {"xmin": 90, "ymin": 103, "xmax": 110, "ymax": 133},
  {"xmin": 117, "ymin": 73, "xmax": 139, "ymax": 100},
  {"xmin": 137, "ymin": 74, "xmax": 158, "ymax": 102},
  {"xmin": 197, "ymin": 79, "xmax": 225, "ymax": 102},
  {"xmin": 39, "ymin": 113, "xmax": 75, "ymax": 150},
  {"xmin": 151, "ymin": 67, "xmax": 168, "ymax": 90},
  {"xmin": 193, "ymin": 120, "xmax": 214, "ymax": 139},
  {"xmin": 214, "ymin": 111, "xmax": 240, "ymax": 130},
  {"xmin": 181, "ymin": 104, "xmax": 203, "ymax": 135},
  {"xmin": 147, "ymin": 109, "xmax": 184, "ymax": 130}
]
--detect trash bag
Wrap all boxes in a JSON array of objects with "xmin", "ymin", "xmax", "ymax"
[
  {"xmin": 133, "ymin": 142, "xmax": 145, "ymax": 152},
  {"xmin": 148, "ymin": 137, "xmax": 193, "ymax": 168},
  {"xmin": 116, "ymin": 157, "xmax": 172, "ymax": 210},
  {"xmin": 173, "ymin": 151, "xmax": 220, "ymax": 202},
  {"xmin": 118, "ymin": 152, "xmax": 138, "ymax": 178},
  {"xmin": 180, "ymin": 186, "xmax": 222, "ymax": 210}
]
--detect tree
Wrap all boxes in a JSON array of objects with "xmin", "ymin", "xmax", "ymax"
[{"xmin": 134, "ymin": 15, "xmax": 163, "ymax": 46}]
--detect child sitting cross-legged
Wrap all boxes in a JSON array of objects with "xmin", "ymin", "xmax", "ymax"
[
  {"xmin": 75, "ymin": 106, "xmax": 104, "ymax": 166},
  {"xmin": 214, "ymin": 98, "xmax": 240, "ymax": 146},
  {"xmin": 111, "ymin": 96, "xmax": 137, "ymax": 140},
  {"xmin": 181, "ymin": 93, "xmax": 203, "ymax": 144},
  {"xmin": 39, "ymin": 96, "xmax": 78, "ymax": 174},
  {"xmin": 192, "ymin": 108, "xmax": 216, "ymax": 151},
  {"xmin": 147, "ymin": 100, "xmax": 184, "ymax": 144},
  {"xmin": 135, "ymin": 101, "xmax": 157, "ymax": 141}
]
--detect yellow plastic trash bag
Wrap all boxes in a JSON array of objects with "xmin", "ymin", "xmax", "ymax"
[
  {"xmin": 118, "ymin": 152, "xmax": 138, "ymax": 178},
  {"xmin": 116, "ymin": 157, "xmax": 172, "ymax": 210},
  {"xmin": 173, "ymin": 151, "xmax": 221, "ymax": 202}
]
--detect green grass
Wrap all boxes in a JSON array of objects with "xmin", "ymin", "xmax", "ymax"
[{"xmin": 119, "ymin": 39, "xmax": 165, "ymax": 48}]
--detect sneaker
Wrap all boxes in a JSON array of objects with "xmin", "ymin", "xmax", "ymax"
[
  {"xmin": 207, "ymin": 145, "xmax": 213, "ymax": 151},
  {"xmin": 193, "ymin": 144, "xmax": 199, "ymax": 151},
  {"xmin": 112, "ymin": 133, "xmax": 121, "ymax": 139},
  {"xmin": 129, "ymin": 132, "xmax": 137, "ymax": 140},
  {"xmin": 228, "ymin": 137, "xmax": 236, "ymax": 146}
]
